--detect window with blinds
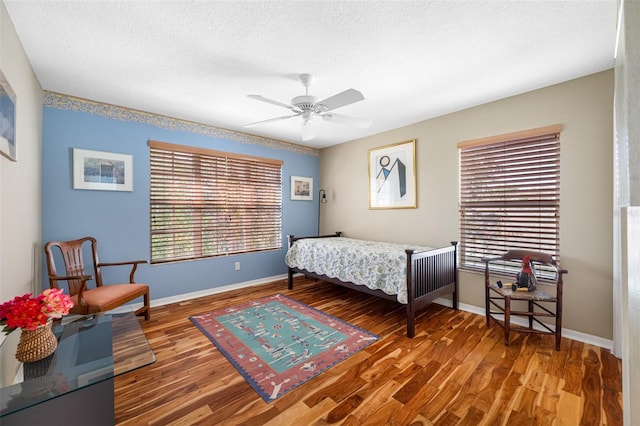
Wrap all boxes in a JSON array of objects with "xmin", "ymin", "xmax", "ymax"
[
  {"xmin": 149, "ymin": 140, "xmax": 283, "ymax": 264},
  {"xmin": 458, "ymin": 125, "xmax": 561, "ymax": 279}
]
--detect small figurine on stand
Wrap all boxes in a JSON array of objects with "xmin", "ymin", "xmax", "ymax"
[{"xmin": 515, "ymin": 255, "xmax": 538, "ymax": 292}]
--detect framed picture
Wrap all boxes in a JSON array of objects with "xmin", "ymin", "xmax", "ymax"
[
  {"xmin": 0, "ymin": 70, "xmax": 17, "ymax": 162},
  {"xmin": 368, "ymin": 139, "xmax": 417, "ymax": 209},
  {"xmin": 290, "ymin": 176, "xmax": 313, "ymax": 201},
  {"xmin": 73, "ymin": 148, "xmax": 133, "ymax": 191}
]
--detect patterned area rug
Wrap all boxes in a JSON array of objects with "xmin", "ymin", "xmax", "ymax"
[{"xmin": 189, "ymin": 293, "xmax": 379, "ymax": 402}]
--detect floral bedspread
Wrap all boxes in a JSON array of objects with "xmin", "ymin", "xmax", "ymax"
[{"xmin": 284, "ymin": 237, "xmax": 433, "ymax": 304}]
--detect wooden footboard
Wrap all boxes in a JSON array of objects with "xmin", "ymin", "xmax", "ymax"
[
  {"xmin": 287, "ymin": 233, "xmax": 458, "ymax": 338},
  {"xmin": 405, "ymin": 243, "xmax": 458, "ymax": 337}
]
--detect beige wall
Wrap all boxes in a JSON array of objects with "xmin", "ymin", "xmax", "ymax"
[
  {"xmin": 0, "ymin": 3, "xmax": 43, "ymax": 310},
  {"xmin": 320, "ymin": 70, "xmax": 614, "ymax": 340}
]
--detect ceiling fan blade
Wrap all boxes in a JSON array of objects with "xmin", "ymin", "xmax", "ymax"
[
  {"xmin": 244, "ymin": 114, "xmax": 300, "ymax": 128},
  {"xmin": 317, "ymin": 89, "xmax": 365, "ymax": 112},
  {"xmin": 247, "ymin": 94, "xmax": 295, "ymax": 110},
  {"xmin": 301, "ymin": 121, "xmax": 316, "ymax": 141},
  {"xmin": 322, "ymin": 112, "xmax": 372, "ymax": 129}
]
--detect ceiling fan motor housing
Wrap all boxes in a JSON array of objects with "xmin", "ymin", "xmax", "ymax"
[{"xmin": 291, "ymin": 95, "xmax": 319, "ymax": 111}]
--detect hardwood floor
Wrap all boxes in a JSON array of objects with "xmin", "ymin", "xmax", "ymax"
[{"xmin": 114, "ymin": 277, "xmax": 623, "ymax": 425}]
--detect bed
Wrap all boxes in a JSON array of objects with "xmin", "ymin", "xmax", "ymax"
[{"xmin": 285, "ymin": 232, "xmax": 458, "ymax": 338}]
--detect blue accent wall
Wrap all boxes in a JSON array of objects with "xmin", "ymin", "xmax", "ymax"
[{"xmin": 41, "ymin": 106, "xmax": 319, "ymax": 299}]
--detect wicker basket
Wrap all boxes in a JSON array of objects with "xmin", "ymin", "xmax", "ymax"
[{"xmin": 15, "ymin": 321, "xmax": 58, "ymax": 363}]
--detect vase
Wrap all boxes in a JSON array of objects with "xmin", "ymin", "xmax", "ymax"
[{"xmin": 15, "ymin": 321, "xmax": 58, "ymax": 363}]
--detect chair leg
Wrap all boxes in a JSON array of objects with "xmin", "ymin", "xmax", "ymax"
[
  {"xmin": 135, "ymin": 291, "xmax": 151, "ymax": 320},
  {"xmin": 485, "ymin": 287, "xmax": 491, "ymax": 328},
  {"xmin": 555, "ymin": 302, "xmax": 561, "ymax": 351},
  {"xmin": 143, "ymin": 291, "xmax": 150, "ymax": 320},
  {"xmin": 528, "ymin": 300, "xmax": 534, "ymax": 330},
  {"xmin": 504, "ymin": 296, "xmax": 511, "ymax": 346}
]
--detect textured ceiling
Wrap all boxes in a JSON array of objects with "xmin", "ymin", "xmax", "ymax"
[{"xmin": 4, "ymin": 0, "xmax": 617, "ymax": 149}]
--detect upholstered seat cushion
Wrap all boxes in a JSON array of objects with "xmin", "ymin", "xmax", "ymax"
[{"xmin": 70, "ymin": 283, "xmax": 148, "ymax": 313}]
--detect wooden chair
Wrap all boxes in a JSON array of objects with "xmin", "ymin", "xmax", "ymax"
[
  {"xmin": 44, "ymin": 237, "xmax": 150, "ymax": 320},
  {"xmin": 483, "ymin": 249, "xmax": 567, "ymax": 350}
]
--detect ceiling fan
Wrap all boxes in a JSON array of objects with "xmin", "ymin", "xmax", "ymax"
[{"xmin": 244, "ymin": 73, "xmax": 371, "ymax": 141}]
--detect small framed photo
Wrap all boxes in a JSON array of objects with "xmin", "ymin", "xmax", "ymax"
[
  {"xmin": 368, "ymin": 139, "xmax": 417, "ymax": 209},
  {"xmin": 290, "ymin": 176, "xmax": 313, "ymax": 201},
  {"xmin": 0, "ymin": 70, "xmax": 17, "ymax": 162},
  {"xmin": 73, "ymin": 148, "xmax": 133, "ymax": 191}
]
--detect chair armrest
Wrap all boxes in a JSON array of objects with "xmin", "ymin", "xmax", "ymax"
[
  {"xmin": 97, "ymin": 260, "xmax": 148, "ymax": 284},
  {"xmin": 97, "ymin": 260, "xmax": 147, "ymax": 267}
]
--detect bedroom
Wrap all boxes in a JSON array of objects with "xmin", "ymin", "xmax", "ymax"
[{"xmin": 1, "ymin": 1, "xmax": 638, "ymax": 425}]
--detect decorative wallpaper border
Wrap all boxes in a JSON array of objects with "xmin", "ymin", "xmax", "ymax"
[{"xmin": 43, "ymin": 92, "xmax": 319, "ymax": 157}]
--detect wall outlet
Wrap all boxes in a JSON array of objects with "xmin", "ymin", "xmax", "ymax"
[{"xmin": 234, "ymin": 262, "xmax": 240, "ymax": 271}]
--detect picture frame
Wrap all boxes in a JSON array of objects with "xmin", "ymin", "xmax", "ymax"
[
  {"xmin": 368, "ymin": 139, "xmax": 417, "ymax": 209},
  {"xmin": 0, "ymin": 70, "xmax": 17, "ymax": 162},
  {"xmin": 290, "ymin": 176, "xmax": 313, "ymax": 201},
  {"xmin": 73, "ymin": 148, "xmax": 133, "ymax": 191}
]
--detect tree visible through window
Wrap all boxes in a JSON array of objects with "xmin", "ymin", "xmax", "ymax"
[
  {"xmin": 149, "ymin": 140, "xmax": 283, "ymax": 264},
  {"xmin": 458, "ymin": 125, "xmax": 561, "ymax": 279}
]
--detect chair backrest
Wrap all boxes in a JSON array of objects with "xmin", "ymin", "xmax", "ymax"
[
  {"xmin": 501, "ymin": 249, "xmax": 557, "ymax": 267},
  {"xmin": 496, "ymin": 249, "xmax": 567, "ymax": 284},
  {"xmin": 44, "ymin": 237, "xmax": 101, "ymax": 296}
]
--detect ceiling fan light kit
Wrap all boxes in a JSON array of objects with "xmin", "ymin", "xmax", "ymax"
[{"xmin": 245, "ymin": 73, "xmax": 371, "ymax": 140}]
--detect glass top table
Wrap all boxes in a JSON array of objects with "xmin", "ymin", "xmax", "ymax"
[{"xmin": 0, "ymin": 310, "xmax": 155, "ymax": 418}]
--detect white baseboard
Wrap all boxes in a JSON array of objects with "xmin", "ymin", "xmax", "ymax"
[
  {"xmin": 152, "ymin": 274, "xmax": 289, "ymax": 307},
  {"xmin": 432, "ymin": 297, "xmax": 613, "ymax": 351},
  {"xmin": 121, "ymin": 275, "xmax": 613, "ymax": 351}
]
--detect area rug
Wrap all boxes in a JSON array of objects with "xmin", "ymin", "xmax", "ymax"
[{"xmin": 189, "ymin": 293, "xmax": 379, "ymax": 402}]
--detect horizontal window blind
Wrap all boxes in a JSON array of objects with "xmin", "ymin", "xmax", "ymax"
[
  {"xmin": 149, "ymin": 141, "xmax": 283, "ymax": 264},
  {"xmin": 458, "ymin": 126, "xmax": 561, "ymax": 279}
]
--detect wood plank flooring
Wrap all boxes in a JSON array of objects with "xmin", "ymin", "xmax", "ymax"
[{"xmin": 114, "ymin": 277, "xmax": 623, "ymax": 425}]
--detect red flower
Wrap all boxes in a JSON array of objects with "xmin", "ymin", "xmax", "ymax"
[{"xmin": 0, "ymin": 289, "xmax": 74, "ymax": 334}]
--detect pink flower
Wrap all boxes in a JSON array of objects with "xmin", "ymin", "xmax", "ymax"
[{"xmin": 40, "ymin": 288, "xmax": 74, "ymax": 319}]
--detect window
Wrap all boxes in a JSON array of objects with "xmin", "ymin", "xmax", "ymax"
[
  {"xmin": 149, "ymin": 140, "xmax": 283, "ymax": 264},
  {"xmin": 458, "ymin": 125, "xmax": 561, "ymax": 279}
]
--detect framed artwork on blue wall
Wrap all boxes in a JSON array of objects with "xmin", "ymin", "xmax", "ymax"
[
  {"xmin": 291, "ymin": 176, "xmax": 313, "ymax": 201},
  {"xmin": 73, "ymin": 148, "xmax": 133, "ymax": 191},
  {"xmin": 0, "ymin": 70, "xmax": 17, "ymax": 162}
]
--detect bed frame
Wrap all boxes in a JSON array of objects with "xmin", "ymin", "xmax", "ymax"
[{"xmin": 287, "ymin": 232, "xmax": 459, "ymax": 338}]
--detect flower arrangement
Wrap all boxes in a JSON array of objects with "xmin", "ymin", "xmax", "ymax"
[{"xmin": 0, "ymin": 289, "xmax": 74, "ymax": 334}]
